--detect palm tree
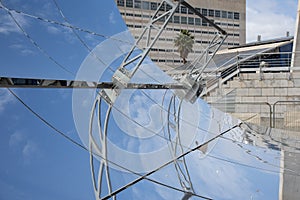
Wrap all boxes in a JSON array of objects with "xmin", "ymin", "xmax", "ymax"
[{"xmin": 174, "ymin": 30, "xmax": 195, "ymax": 64}]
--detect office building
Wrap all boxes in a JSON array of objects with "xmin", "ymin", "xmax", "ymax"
[{"xmin": 115, "ymin": 0, "xmax": 246, "ymax": 68}]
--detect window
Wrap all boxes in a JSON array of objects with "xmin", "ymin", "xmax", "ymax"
[
  {"xmin": 222, "ymin": 10, "xmax": 227, "ymax": 18},
  {"xmin": 117, "ymin": 0, "xmax": 124, "ymax": 6},
  {"xmin": 166, "ymin": 4, "xmax": 172, "ymax": 11},
  {"xmin": 195, "ymin": 18, "xmax": 201, "ymax": 25},
  {"xmin": 181, "ymin": 6, "xmax": 187, "ymax": 14},
  {"xmin": 209, "ymin": 9, "xmax": 214, "ymax": 17},
  {"xmin": 188, "ymin": 8, "xmax": 193, "ymax": 14},
  {"xmin": 234, "ymin": 12, "xmax": 240, "ymax": 20},
  {"xmin": 159, "ymin": 3, "xmax": 165, "ymax": 11},
  {"xmin": 195, "ymin": 8, "xmax": 201, "ymax": 13},
  {"xmin": 126, "ymin": 0, "xmax": 133, "ymax": 7},
  {"xmin": 173, "ymin": 16, "xmax": 180, "ymax": 23},
  {"xmin": 202, "ymin": 8, "xmax": 207, "ymax": 16},
  {"xmin": 228, "ymin": 12, "xmax": 233, "ymax": 19},
  {"xmin": 215, "ymin": 10, "xmax": 220, "ymax": 18},
  {"xmin": 188, "ymin": 17, "xmax": 194, "ymax": 25},
  {"xmin": 151, "ymin": 2, "xmax": 157, "ymax": 10},
  {"xmin": 134, "ymin": 0, "xmax": 141, "ymax": 8},
  {"xmin": 142, "ymin": 1, "xmax": 149, "ymax": 10},
  {"xmin": 202, "ymin": 20, "xmax": 207, "ymax": 26},
  {"xmin": 181, "ymin": 16, "xmax": 187, "ymax": 24}
]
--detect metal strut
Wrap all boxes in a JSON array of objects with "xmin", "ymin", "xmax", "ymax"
[
  {"xmin": 166, "ymin": 95, "xmax": 195, "ymax": 199},
  {"xmin": 88, "ymin": 0, "xmax": 228, "ymax": 199},
  {"xmin": 89, "ymin": 95, "xmax": 115, "ymax": 200},
  {"xmin": 0, "ymin": 77, "xmax": 186, "ymax": 89}
]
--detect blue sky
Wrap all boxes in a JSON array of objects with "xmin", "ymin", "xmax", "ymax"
[
  {"xmin": 0, "ymin": 0, "xmax": 297, "ymax": 199},
  {"xmin": 247, "ymin": 0, "xmax": 298, "ymax": 42}
]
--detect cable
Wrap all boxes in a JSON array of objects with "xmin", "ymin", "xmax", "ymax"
[
  {"xmin": 101, "ymin": 123, "xmax": 241, "ymax": 200},
  {"xmin": 8, "ymin": 87, "xmax": 300, "ymax": 200},
  {"xmin": 6, "ymin": 88, "xmax": 213, "ymax": 200},
  {"xmin": 0, "ymin": 2, "xmax": 134, "ymax": 45},
  {"xmin": 1, "ymin": 2, "xmax": 75, "ymax": 76},
  {"xmin": 4, "ymin": 1, "xmax": 299, "ymax": 196}
]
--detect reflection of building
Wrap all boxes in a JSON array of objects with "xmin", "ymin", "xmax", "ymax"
[{"xmin": 115, "ymin": 0, "xmax": 246, "ymax": 67}]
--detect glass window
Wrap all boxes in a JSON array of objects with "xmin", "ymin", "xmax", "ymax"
[
  {"xmin": 150, "ymin": 2, "xmax": 157, "ymax": 10},
  {"xmin": 188, "ymin": 8, "xmax": 193, "ymax": 14},
  {"xmin": 209, "ymin": 9, "xmax": 214, "ymax": 17},
  {"xmin": 195, "ymin": 8, "xmax": 201, "ymax": 13},
  {"xmin": 215, "ymin": 10, "xmax": 220, "ymax": 18},
  {"xmin": 228, "ymin": 12, "xmax": 233, "ymax": 19},
  {"xmin": 188, "ymin": 17, "xmax": 194, "ymax": 25},
  {"xmin": 166, "ymin": 4, "xmax": 172, "ymax": 11},
  {"xmin": 202, "ymin": 20, "xmax": 207, "ymax": 26},
  {"xmin": 134, "ymin": 0, "xmax": 141, "ymax": 8},
  {"xmin": 181, "ymin": 6, "xmax": 187, "ymax": 14},
  {"xmin": 234, "ymin": 12, "xmax": 240, "ymax": 20},
  {"xmin": 142, "ymin": 1, "xmax": 149, "ymax": 10},
  {"xmin": 202, "ymin": 8, "xmax": 207, "ymax": 16},
  {"xmin": 117, "ymin": 0, "xmax": 124, "ymax": 6},
  {"xmin": 195, "ymin": 18, "xmax": 201, "ymax": 25},
  {"xmin": 222, "ymin": 10, "xmax": 227, "ymax": 18},
  {"xmin": 126, "ymin": 0, "xmax": 133, "ymax": 7},
  {"xmin": 159, "ymin": 3, "xmax": 165, "ymax": 11},
  {"xmin": 181, "ymin": 16, "xmax": 187, "ymax": 24},
  {"xmin": 173, "ymin": 16, "xmax": 180, "ymax": 23}
]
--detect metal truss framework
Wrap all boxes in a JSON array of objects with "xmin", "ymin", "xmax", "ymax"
[
  {"xmin": 88, "ymin": 1, "xmax": 227, "ymax": 199},
  {"xmin": 0, "ymin": 0, "xmax": 227, "ymax": 199}
]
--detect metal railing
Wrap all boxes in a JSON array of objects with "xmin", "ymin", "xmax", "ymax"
[
  {"xmin": 273, "ymin": 101, "xmax": 300, "ymax": 131},
  {"xmin": 200, "ymin": 51, "xmax": 300, "ymax": 96},
  {"xmin": 210, "ymin": 100, "xmax": 300, "ymax": 132}
]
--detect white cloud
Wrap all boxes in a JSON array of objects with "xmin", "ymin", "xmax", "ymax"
[
  {"xmin": 0, "ymin": 89, "xmax": 14, "ymax": 112},
  {"xmin": 0, "ymin": 11, "xmax": 29, "ymax": 35},
  {"xmin": 247, "ymin": 0, "xmax": 297, "ymax": 42},
  {"xmin": 22, "ymin": 140, "xmax": 38, "ymax": 160},
  {"xmin": 109, "ymin": 11, "xmax": 116, "ymax": 24},
  {"xmin": 9, "ymin": 131, "xmax": 24, "ymax": 148},
  {"xmin": 9, "ymin": 131, "xmax": 40, "ymax": 165},
  {"xmin": 9, "ymin": 44, "xmax": 35, "ymax": 56}
]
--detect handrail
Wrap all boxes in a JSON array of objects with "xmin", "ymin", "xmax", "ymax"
[
  {"xmin": 273, "ymin": 101, "xmax": 300, "ymax": 128},
  {"xmin": 200, "ymin": 51, "xmax": 297, "ymax": 96}
]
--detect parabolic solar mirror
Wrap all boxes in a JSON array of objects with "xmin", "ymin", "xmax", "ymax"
[{"xmin": 0, "ymin": 1, "xmax": 299, "ymax": 200}]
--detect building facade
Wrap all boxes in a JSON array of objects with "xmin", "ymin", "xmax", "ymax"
[{"xmin": 115, "ymin": 0, "xmax": 246, "ymax": 69}]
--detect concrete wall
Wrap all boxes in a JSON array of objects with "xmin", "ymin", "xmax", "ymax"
[{"xmin": 204, "ymin": 71, "xmax": 300, "ymax": 130}]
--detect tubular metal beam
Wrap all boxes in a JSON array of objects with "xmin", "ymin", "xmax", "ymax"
[{"xmin": 0, "ymin": 77, "xmax": 186, "ymax": 89}]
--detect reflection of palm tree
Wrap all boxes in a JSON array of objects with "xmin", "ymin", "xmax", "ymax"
[{"xmin": 174, "ymin": 30, "xmax": 195, "ymax": 64}]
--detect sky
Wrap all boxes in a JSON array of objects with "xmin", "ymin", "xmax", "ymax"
[
  {"xmin": 0, "ymin": 0, "xmax": 298, "ymax": 199},
  {"xmin": 247, "ymin": 0, "xmax": 298, "ymax": 42}
]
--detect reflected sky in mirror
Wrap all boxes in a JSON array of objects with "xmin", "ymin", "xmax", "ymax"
[{"xmin": 1, "ymin": 1, "xmax": 300, "ymax": 200}]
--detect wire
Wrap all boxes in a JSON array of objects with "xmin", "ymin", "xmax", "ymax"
[
  {"xmin": 1, "ymin": 2, "xmax": 75, "ymax": 76},
  {"xmin": 8, "ymin": 87, "xmax": 300, "ymax": 200},
  {"xmin": 3, "ymin": 1, "xmax": 299, "ymax": 197},
  {"xmin": 0, "ymin": 2, "xmax": 133, "ymax": 45},
  {"xmin": 6, "ymin": 88, "xmax": 213, "ymax": 200},
  {"xmin": 3, "ymin": 1, "xmax": 295, "ymax": 179},
  {"xmin": 101, "ymin": 123, "xmax": 241, "ymax": 200}
]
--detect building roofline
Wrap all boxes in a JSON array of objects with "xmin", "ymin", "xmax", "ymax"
[{"xmin": 228, "ymin": 36, "xmax": 294, "ymax": 50}]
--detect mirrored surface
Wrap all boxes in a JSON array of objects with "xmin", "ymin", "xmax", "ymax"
[{"xmin": 1, "ymin": 1, "xmax": 300, "ymax": 200}]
